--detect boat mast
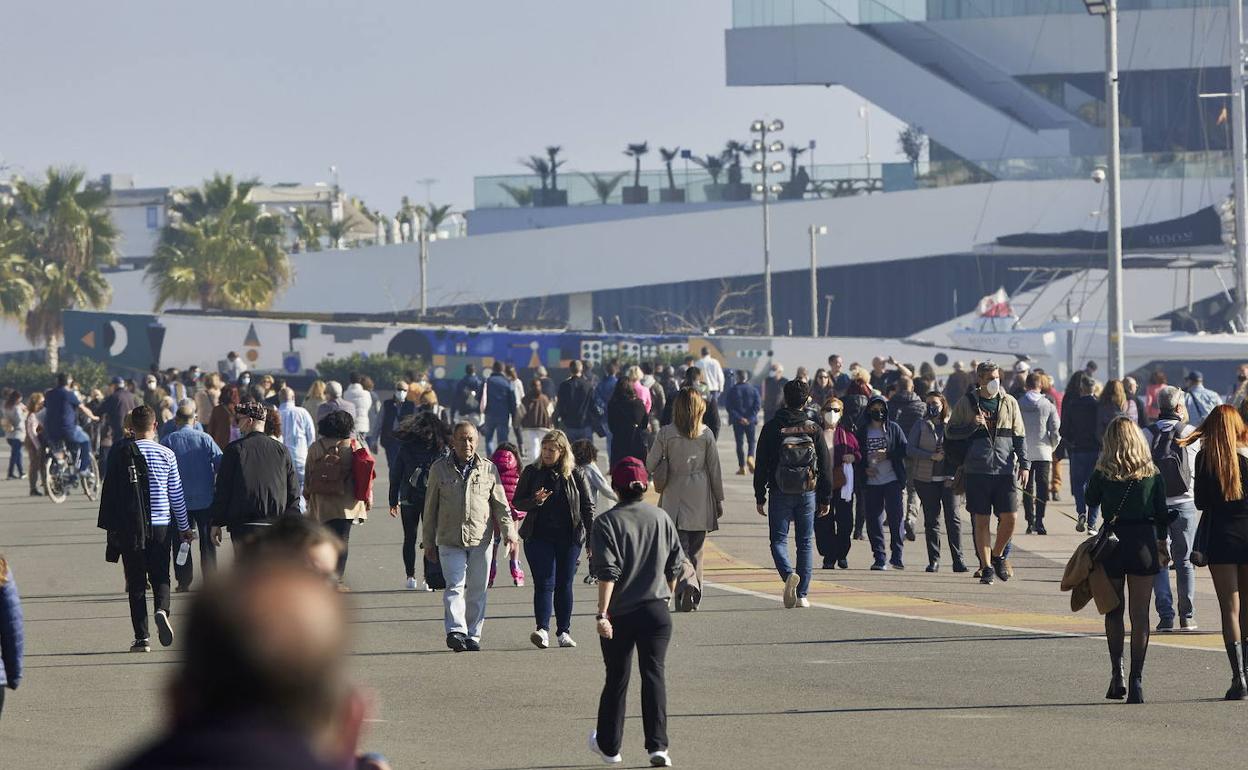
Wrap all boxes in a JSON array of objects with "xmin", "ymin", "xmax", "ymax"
[{"xmin": 1232, "ymin": 0, "xmax": 1248, "ymax": 330}]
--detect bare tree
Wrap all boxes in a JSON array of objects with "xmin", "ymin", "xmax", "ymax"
[{"xmin": 637, "ymin": 279, "xmax": 763, "ymax": 334}]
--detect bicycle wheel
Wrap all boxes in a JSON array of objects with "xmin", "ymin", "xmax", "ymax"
[
  {"xmin": 44, "ymin": 456, "xmax": 67, "ymax": 504},
  {"xmin": 81, "ymin": 452, "xmax": 100, "ymax": 501}
]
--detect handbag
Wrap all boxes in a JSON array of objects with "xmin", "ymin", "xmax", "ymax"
[
  {"xmin": 350, "ymin": 440, "xmax": 376, "ymax": 506},
  {"xmin": 1190, "ymin": 513, "xmax": 1211, "ymax": 567},
  {"xmin": 1088, "ymin": 479, "xmax": 1133, "ymax": 565}
]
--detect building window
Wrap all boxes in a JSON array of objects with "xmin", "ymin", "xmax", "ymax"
[{"xmin": 146, "ymin": 206, "xmax": 159, "ymax": 229}]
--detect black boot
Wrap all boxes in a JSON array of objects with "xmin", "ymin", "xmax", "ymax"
[
  {"xmin": 1225, "ymin": 642, "xmax": 1247, "ymax": 700},
  {"xmin": 1106, "ymin": 658, "xmax": 1126, "ymax": 700},
  {"xmin": 1126, "ymin": 665, "xmax": 1144, "ymax": 704}
]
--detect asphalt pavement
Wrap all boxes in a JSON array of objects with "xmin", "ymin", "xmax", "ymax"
[{"xmin": 0, "ymin": 433, "xmax": 1245, "ymax": 769}]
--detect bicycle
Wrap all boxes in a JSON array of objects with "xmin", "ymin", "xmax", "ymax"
[{"xmin": 43, "ymin": 439, "xmax": 100, "ymax": 504}]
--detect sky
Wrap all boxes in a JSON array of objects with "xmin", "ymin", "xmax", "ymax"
[{"xmin": 1, "ymin": 0, "xmax": 904, "ymax": 213}]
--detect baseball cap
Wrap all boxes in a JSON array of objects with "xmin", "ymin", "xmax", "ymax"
[
  {"xmin": 1013, "ymin": 360, "xmax": 1029, "ymax": 374},
  {"xmin": 110, "ymin": 376, "xmax": 125, "ymax": 386},
  {"xmin": 235, "ymin": 402, "xmax": 267, "ymax": 420},
  {"xmin": 610, "ymin": 457, "xmax": 648, "ymax": 491},
  {"xmin": 1186, "ymin": 370, "xmax": 1203, "ymax": 382}
]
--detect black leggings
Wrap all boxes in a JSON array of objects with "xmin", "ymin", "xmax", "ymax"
[
  {"xmin": 1105, "ymin": 574, "xmax": 1154, "ymax": 676},
  {"xmin": 325, "ymin": 518, "xmax": 353, "ymax": 578},
  {"xmin": 597, "ymin": 600, "xmax": 672, "ymax": 756},
  {"xmin": 400, "ymin": 504, "xmax": 422, "ymax": 579}
]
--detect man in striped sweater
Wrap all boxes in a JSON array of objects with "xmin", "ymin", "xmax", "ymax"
[{"xmin": 122, "ymin": 406, "xmax": 193, "ymax": 653}]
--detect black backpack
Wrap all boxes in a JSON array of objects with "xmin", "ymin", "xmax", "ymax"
[
  {"xmin": 775, "ymin": 420, "xmax": 819, "ymax": 495},
  {"xmin": 1148, "ymin": 424, "xmax": 1189, "ymax": 497}
]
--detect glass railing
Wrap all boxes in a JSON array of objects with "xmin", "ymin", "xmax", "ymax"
[
  {"xmin": 472, "ymin": 151, "xmax": 1230, "ymax": 209},
  {"xmin": 731, "ymin": 0, "xmax": 1222, "ymax": 26}
]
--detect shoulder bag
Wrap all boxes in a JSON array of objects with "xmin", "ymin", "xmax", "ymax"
[{"xmin": 1088, "ymin": 478, "xmax": 1133, "ymax": 564}]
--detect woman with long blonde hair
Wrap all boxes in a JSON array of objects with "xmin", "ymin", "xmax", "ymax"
[
  {"xmin": 302, "ymin": 380, "xmax": 327, "ymax": 421},
  {"xmin": 646, "ymin": 387, "xmax": 723, "ymax": 611},
  {"xmin": 1084, "ymin": 416, "xmax": 1170, "ymax": 704},
  {"xmin": 512, "ymin": 429, "xmax": 595, "ymax": 649},
  {"xmin": 1187, "ymin": 404, "xmax": 1248, "ymax": 700}
]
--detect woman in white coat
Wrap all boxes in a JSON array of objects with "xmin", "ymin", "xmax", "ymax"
[{"xmin": 646, "ymin": 386, "xmax": 723, "ymax": 611}]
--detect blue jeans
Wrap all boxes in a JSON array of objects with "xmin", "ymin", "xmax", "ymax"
[
  {"xmin": 768, "ymin": 492, "xmax": 815, "ymax": 597},
  {"xmin": 6, "ymin": 438, "xmax": 23, "ymax": 477},
  {"xmin": 865, "ymin": 480, "xmax": 905, "ymax": 566},
  {"xmin": 1153, "ymin": 501, "xmax": 1198, "ymax": 623},
  {"xmin": 564, "ymin": 426, "xmax": 594, "ymax": 444},
  {"xmin": 1068, "ymin": 450, "xmax": 1101, "ymax": 527},
  {"xmin": 524, "ymin": 536, "xmax": 582, "ymax": 634},
  {"xmin": 481, "ymin": 414, "xmax": 510, "ymax": 453},
  {"xmin": 732, "ymin": 422, "xmax": 757, "ymax": 469},
  {"xmin": 58, "ymin": 426, "xmax": 93, "ymax": 473}
]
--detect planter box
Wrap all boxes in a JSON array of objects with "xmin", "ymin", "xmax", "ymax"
[
  {"xmin": 659, "ymin": 188, "xmax": 686, "ymax": 203},
  {"xmin": 722, "ymin": 182, "xmax": 753, "ymax": 201},
  {"xmin": 703, "ymin": 183, "xmax": 726, "ymax": 201},
  {"xmin": 621, "ymin": 186, "xmax": 649, "ymax": 205},
  {"xmin": 531, "ymin": 188, "xmax": 568, "ymax": 207}
]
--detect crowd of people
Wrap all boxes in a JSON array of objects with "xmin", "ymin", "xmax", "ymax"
[{"xmin": 4, "ymin": 350, "xmax": 1248, "ymax": 765}]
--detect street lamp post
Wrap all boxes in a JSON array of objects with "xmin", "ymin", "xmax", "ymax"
[
  {"xmin": 1085, "ymin": 0, "xmax": 1124, "ymax": 379},
  {"xmin": 809, "ymin": 225, "xmax": 827, "ymax": 337},
  {"xmin": 751, "ymin": 119, "xmax": 786, "ymax": 337}
]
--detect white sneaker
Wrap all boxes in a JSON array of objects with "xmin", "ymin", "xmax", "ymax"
[
  {"xmin": 783, "ymin": 572, "xmax": 800, "ymax": 609},
  {"xmin": 587, "ymin": 730, "xmax": 622, "ymax": 764},
  {"xmin": 421, "ymin": 580, "xmax": 434, "ymax": 592},
  {"xmin": 557, "ymin": 631, "xmax": 577, "ymax": 648},
  {"xmin": 154, "ymin": 609, "xmax": 174, "ymax": 647},
  {"xmin": 405, "ymin": 577, "xmax": 419, "ymax": 590},
  {"xmin": 530, "ymin": 628, "xmax": 550, "ymax": 649},
  {"xmin": 797, "ymin": 597, "xmax": 810, "ymax": 609},
  {"xmin": 649, "ymin": 749, "xmax": 673, "ymax": 767}
]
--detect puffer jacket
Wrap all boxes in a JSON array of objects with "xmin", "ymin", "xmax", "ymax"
[
  {"xmin": 1, "ymin": 564, "xmax": 24, "ymax": 690},
  {"xmin": 1020, "ymin": 390, "xmax": 1061, "ymax": 462},
  {"xmin": 490, "ymin": 447, "xmax": 526, "ymax": 521},
  {"xmin": 947, "ymin": 389, "xmax": 1029, "ymax": 476}
]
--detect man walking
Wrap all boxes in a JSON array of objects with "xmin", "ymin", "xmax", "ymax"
[
  {"xmin": 98, "ymin": 406, "xmax": 193, "ymax": 652},
  {"xmin": 587, "ymin": 457, "xmax": 684, "ymax": 768},
  {"xmin": 1018, "ymin": 372, "xmax": 1060, "ymax": 535},
  {"xmin": 98, "ymin": 375, "xmax": 138, "ymax": 465},
  {"xmin": 753, "ymin": 380, "xmax": 832, "ymax": 609},
  {"xmin": 1183, "ymin": 370, "xmax": 1222, "ymax": 424},
  {"xmin": 452, "ymin": 364, "xmax": 484, "ymax": 424},
  {"xmin": 423, "ymin": 421, "xmax": 517, "ymax": 652},
  {"xmin": 761, "ymin": 363, "xmax": 788, "ymax": 422},
  {"xmin": 277, "ymin": 387, "xmax": 317, "ymax": 510},
  {"xmin": 161, "ymin": 403, "xmax": 222, "ymax": 591},
  {"xmin": 947, "ymin": 361, "xmax": 1029, "ymax": 585},
  {"xmin": 480, "ymin": 362, "xmax": 515, "ymax": 453},
  {"xmin": 1148, "ymin": 385, "xmax": 1201, "ymax": 632},
  {"xmin": 694, "ymin": 347, "xmax": 724, "ymax": 436},
  {"xmin": 555, "ymin": 360, "xmax": 597, "ymax": 443},
  {"xmin": 210, "ymin": 402, "xmax": 301, "ymax": 548},
  {"xmin": 723, "ymin": 369, "xmax": 761, "ymax": 475}
]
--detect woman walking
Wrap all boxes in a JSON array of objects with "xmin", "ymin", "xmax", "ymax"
[
  {"xmin": 1187, "ymin": 404, "xmax": 1248, "ymax": 699},
  {"xmin": 302, "ymin": 380, "xmax": 327, "ymax": 419},
  {"xmin": 907, "ymin": 392, "xmax": 965, "ymax": 572},
  {"xmin": 207, "ymin": 384, "xmax": 241, "ymax": 450},
  {"xmin": 646, "ymin": 387, "xmax": 723, "ymax": 611},
  {"xmin": 488, "ymin": 442, "xmax": 527, "ymax": 588},
  {"xmin": 4, "ymin": 390, "xmax": 27, "ymax": 480},
  {"xmin": 607, "ymin": 377, "xmax": 649, "ymax": 465},
  {"xmin": 513, "ymin": 430, "xmax": 594, "ymax": 649},
  {"xmin": 388, "ymin": 412, "xmax": 449, "ymax": 591},
  {"xmin": 1085, "ymin": 416, "xmax": 1171, "ymax": 704},
  {"xmin": 305, "ymin": 409, "xmax": 368, "ymax": 584},
  {"xmin": 22, "ymin": 394, "xmax": 43, "ymax": 497},
  {"xmin": 813, "ymin": 396, "xmax": 859, "ymax": 569},
  {"xmin": 520, "ymin": 378, "xmax": 553, "ymax": 462}
]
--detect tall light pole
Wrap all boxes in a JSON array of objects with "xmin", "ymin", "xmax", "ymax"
[
  {"xmin": 1085, "ymin": 0, "xmax": 1124, "ymax": 378},
  {"xmin": 809, "ymin": 225, "xmax": 827, "ymax": 337},
  {"xmin": 751, "ymin": 118, "xmax": 786, "ymax": 337},
  {"xmin": 1232, "ymin": 0, "xmax": 1248, "ymax": 329}
]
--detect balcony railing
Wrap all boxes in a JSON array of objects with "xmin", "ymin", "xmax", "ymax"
[
  {"xmin": 471, "ymin": 151, "xmax": 1230, "ymax": 210},
  {"xmin": 730, "ymin": 0, "xmax": 1221, "ymax": 26}
]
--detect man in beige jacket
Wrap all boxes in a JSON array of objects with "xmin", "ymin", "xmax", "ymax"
[{"xmin": 423, "ymin": 420, "xmax": 518, "ymax": 652}]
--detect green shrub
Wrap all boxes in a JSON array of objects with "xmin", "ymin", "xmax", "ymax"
[
  {"xmin": 313, "ymin": 353, "xmax": 424, "ymax": 389},
  {"xmin": 0, "ymin": 358, "xmax": 109, "ymax": 397}
]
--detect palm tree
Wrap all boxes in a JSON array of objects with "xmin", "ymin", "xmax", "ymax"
[
  {"xmin": 521, "ymin": 156, "xmax": 551, "ymax": 192},
  {"xmin": 499, "ymin": 183, "xmax": 533, "ymax": 207},
  {"xmin": 624, "ymin": 142, "xmax": 649, "ymax": 188},
  {"xmin": 0, "ymin": 214, "xmax": 35, "ymax": 322},
  {"xmin": 415, "ymin": 203, "xmax": 453, "ymax": 237},
  {"xmin": 581, "ymin": 172, "xmax": 628, "ymax": 204},
  {"xmin": 10, "ymin": 168, "xmax": 118, "ymax": 371},
  {"xmin": 788, "ymin": 145, "xmax": 808, "ymax": 181},
  {"xmin": 147, "ymin": 173, "xmax": 290, "ymax": 312},
  {"xmin": 546, "ymin": 146, "xmax": 565, "ymax": 191},
  {"xmin": 691, "ymin": 153, "xmax": 727, "ymax": 184},
  {"xmin": 289, "ymin": 206, "xmax": 325, "ymax": 252},
  {"xmin": 659, "ymin": 147, "xmax": 681, "ymax": 191}
]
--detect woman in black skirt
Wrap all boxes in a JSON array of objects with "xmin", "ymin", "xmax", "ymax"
[
  {"xmin": 1187, "ymin": 404, "xmax": 1248, "ymax": 700},
  {"xmin": 1085, "ymin": 416, "xmax": 1171, "ymax": 704}
]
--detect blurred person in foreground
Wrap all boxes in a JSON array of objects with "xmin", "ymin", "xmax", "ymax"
[{"xmin": 108, "ymin": 556, "xmax": 366, "ymax": 770}]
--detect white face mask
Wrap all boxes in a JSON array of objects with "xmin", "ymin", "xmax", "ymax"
[
  {"xmin": 395, "ymin": 390, "xmax": 407, "ymax": 402},
  {"xmin": 985, "ymin": 378, "xmax": 1001, "ymax": 397},
  {"xmin": 823, "ymin": 409, "xmax": 840, "ymax": 427}
]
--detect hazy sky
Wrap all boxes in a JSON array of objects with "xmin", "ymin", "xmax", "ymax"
[{"xmin": 2, "ymin": 1, "xmax": 904, "ymax": 212}]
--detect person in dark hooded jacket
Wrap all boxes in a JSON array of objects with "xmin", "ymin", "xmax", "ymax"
[
  {"xmin": 856, "ymin": 395, "xmax": 909, "ymax": 570},
  {"xmin": 753, "ymin": 379, "xmax": 832, "ymax": 609},
  {"xmin": 388, "ymin": 412, "xmax": 449, "ymax": 590},
  {"xmin": 888, "ymin": 376, "xmax": 926, "ymax": 542}
]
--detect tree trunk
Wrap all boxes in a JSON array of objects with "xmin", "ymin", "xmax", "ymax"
[{"xmin": 46, "ymin": 334, "xmax": 60, "ymax": 373}]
